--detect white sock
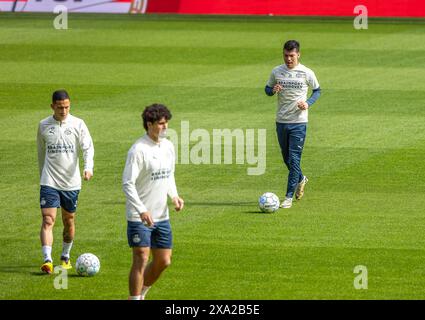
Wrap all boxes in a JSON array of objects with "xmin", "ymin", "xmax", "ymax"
[
  {"xmin": 42, "ymin": 245, "xmax": 52, "ymax": 262},
  {"xmin": 141, "ymin": 286, "xmax": 151, "ymax": 300},
  {"xmin": 128, "ymin": 295, "xmax": 141, "ymax": 300},
  {"xmin": 61, "ymin": 241, "xmax": 73, "ymax": 259}
]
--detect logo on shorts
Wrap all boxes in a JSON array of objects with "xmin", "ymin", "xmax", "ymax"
[
  {"xmin": 40, "ymin": 198, "xmax": 46, "ymax": 206},
  {"xmin": 132, "ymin": 234, "xmax": 141, "ymax": 243}
]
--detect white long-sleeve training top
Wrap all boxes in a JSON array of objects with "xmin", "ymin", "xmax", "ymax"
[
  {"xmin": 267, "ymin": 63, "xmax": 320, "ymax": 123},
  {"xmin": 37, "ymin": 114, "xmax": 94, "ymax": 191},
  {"xmin": 122, "ymin": 134, "xmax": 178, "ymax": 223}
]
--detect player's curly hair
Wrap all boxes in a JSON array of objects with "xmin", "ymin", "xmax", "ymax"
[{"xmin": 141, "ymin": 103, "xmax": 172, "ymax": 131}]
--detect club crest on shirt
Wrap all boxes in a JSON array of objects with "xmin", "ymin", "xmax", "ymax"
[
  {"xmin": 64, "ymin": 128, "xmax": 72, "ymax": 135},
  {"xmin": 132, "ymin": 234, "xmax": 141, "ymax": 243}
]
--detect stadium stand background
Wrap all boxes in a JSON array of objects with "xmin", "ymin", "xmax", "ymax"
[{"xmin": 1, "ymin": 0, "xmax": 425, "ymax": 17}]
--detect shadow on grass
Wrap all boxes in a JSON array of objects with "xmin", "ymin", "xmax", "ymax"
[
  {"xmin": 29, "ymin": 272, "xmax": 94, "ymax": 278},
  {"xmin": 189, "ymin": 201, "xmax": 267, "ymax": 214},
  {"xmin": 103, "ymin": 200, "xmax": 259, "ymax": 207},
  {"xmin": 67, "ymin": 274, "xmax": 94, "ymax": 278},
  {"xmin": 243, "ymin": 210, "xmax": 265, "ymax": 214},
  {"xmin": 0, "ymin": 266, "xmax": 39, "ymax": 275},
  {"xmin": 102, "ymin": 200, "xmax": 264, "ymax": 213},
  {"xmin": 187, "ymin": 201, "xmax": 255, "ymax": 206},
  {"xmin": 175, "ymin": 201, "xmax": 266, "ymax": 214},
  {"xmin": 0, "ymin": 266, "xmax": 95, "ymax": 278},
  {"xmin": 30, "ymin": 272, "xmax": 50, "ymax": 276}
]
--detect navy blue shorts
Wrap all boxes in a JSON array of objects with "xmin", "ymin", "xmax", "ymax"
[
  {"xmin": 127, "ymin": 220, "xmax": 173, "ymax": 249},
  {"xmin": 40, "ymin": 185, "xmax": 80, "ymax": 213}
]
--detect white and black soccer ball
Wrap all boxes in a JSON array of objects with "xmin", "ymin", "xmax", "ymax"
[
  {"xmin": 76, "ymin": 253, "xmax": 100, "ymax": 277},
  {"xmin": 258, "ymin": 192, "xmax": 280, "ymax": 213}
]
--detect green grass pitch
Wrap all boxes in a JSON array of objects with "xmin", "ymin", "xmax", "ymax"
[{"xmin": 1, "ymin": 13, "xmax": 425, "ymax": 300}]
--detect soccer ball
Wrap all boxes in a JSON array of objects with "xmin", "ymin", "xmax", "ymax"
[
  {"xmin": 76, "ymin": 253, "xmax": 100, "ymax": 277},
  {"xmin": 258, "ymin": 192, "xmax": 280, "ymax": 213}
]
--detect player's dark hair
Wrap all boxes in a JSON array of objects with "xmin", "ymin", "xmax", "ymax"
[
  {"xmin": 142, "ymin": 103, "xmax": 172, "ymax": 131},
  {"xmin": 52, "ymin": 89, "xmax": 70, "ymax": 103},
  {"xmin": 283, "ymin": 40, "xmax": 300, "ymax": 52}
]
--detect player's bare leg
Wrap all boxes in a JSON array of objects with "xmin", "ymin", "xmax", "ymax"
[
  {"xmin": 40, "ymin": 208, "xmax": 57, "ymax": 247},
  {"xmin": 129, "ymin": 246, "xmax": 150, "ymax": 299},
  {"xmin": 142, "ymin": 248, "xmax": 172, "ymax": 298},
  {"xmin": 62, "ymin": 208, "xmax": 75, "ymax": 243},
  {"xmin": 40, "ymin": 208, "xmax": 57, "ymax": 273},
  {"xmin": 61, "ymin": 208, "xmax": 75, "ymax": 269}
]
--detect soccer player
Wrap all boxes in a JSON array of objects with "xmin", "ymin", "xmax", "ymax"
[
  {"xmin": 123, "ymin": 103, "xmax": 184, "ymax": 300},
  {"xmin": 265, "ymin": 40, "xmax": 321, "ymax": 208},
  {"xmin": 37, "ymin": 90, "xmax": 94, "ymax": 273}
]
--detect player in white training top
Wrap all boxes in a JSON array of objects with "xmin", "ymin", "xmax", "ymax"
[
  {"xmin": 265, "ymin": 40, "xmax": 321, "ymax": 209},
  {"xmin": 123, "ymin": 103, "xmax": 184, "ymax": 300},
  {"xmin": 37, "ymin": 90, "xmax": 94, "ymax": 274}
]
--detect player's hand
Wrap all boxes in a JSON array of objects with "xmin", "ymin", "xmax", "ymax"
[
  {"xmin": 140, "ymin": 212, "xmax": 154, "ymax": 227},
  {"xmin": 273, "ymin": 84, "xmax": 283, "ymax": 94},
  {"xmin": 83, "ymin": 170, "xmax": 93, "ymax": 181},
  {"xmin": 297, "ymin": 101, "xmax": 309, "ymax": 110},
  {"xmin": 172, "ymin": 197, "xmax": 184, "ymax": 212}
]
